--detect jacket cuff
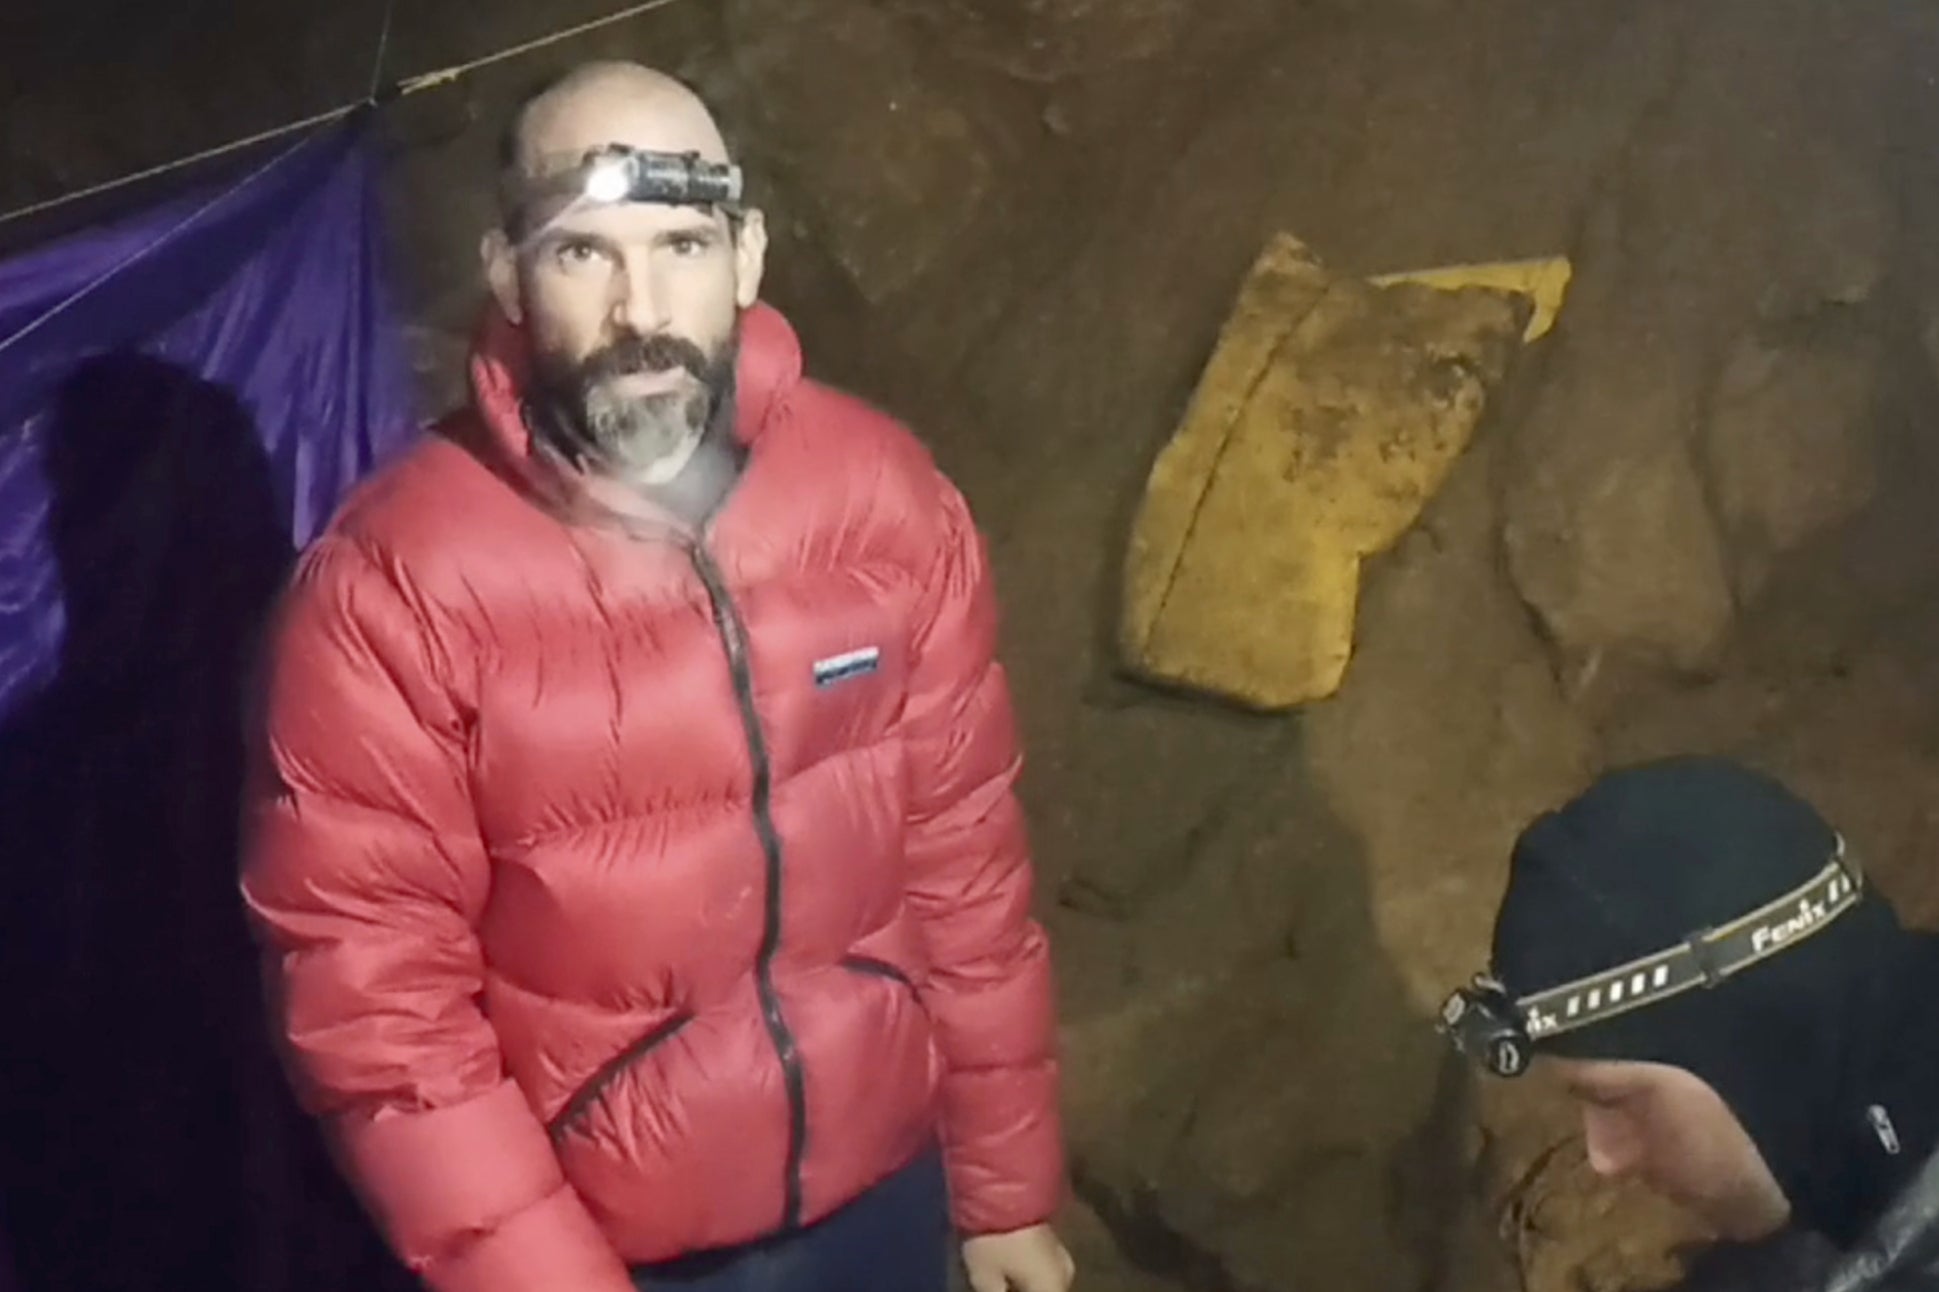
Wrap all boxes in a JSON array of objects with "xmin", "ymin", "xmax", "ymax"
[
  {"xmin": 942, "ymin": 1064, "xmax": 1067, "ymax": 1236},
  {"xmin": 421, "ymin": 1185, "xmax": 636, "ymax": 1292},
  {"xmin": 334, "ymin": 1080, "xmax": 627, "ymax": 1287}
]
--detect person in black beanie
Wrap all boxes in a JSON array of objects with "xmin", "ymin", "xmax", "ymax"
[{"xmin": 1441, "ymin": 755, "xmax": 1939, "ymax": 1288}]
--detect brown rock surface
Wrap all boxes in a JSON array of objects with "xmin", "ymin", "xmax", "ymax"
[
  {"xmin": 725, "ymin": 0, "xmax": 996, "ymax": 306},
  {"xmin": 1702, "ymin": 327, "xmax": 1882, "ymax": 603},
  {"xmin": 10, "ymin": 4, "xmax": 1939, "ymax": 1292},
  {"xmin": 1302, "ymin": 429, "xmax": 1599, "ymax": 1012},
  {"xmin": 883, "ymin": 0, "xmax": 1194, "ymax": 83},
  {"xmin": 1500, "ymin": 0, "xmax": 1899, "ymax": 684}
]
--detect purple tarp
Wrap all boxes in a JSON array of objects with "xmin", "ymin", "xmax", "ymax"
[{"xmin": 0, "ymin": 120, "xmax": 421, "ymax": 1291}]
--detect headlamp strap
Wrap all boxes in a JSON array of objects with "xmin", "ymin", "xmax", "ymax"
[{"xmin": 1514, "ymin": 838, "xmax": 1862, "ymax": 1041}]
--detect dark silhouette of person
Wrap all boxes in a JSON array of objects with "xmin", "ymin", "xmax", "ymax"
[{"xmin": 0, "ymin": 351, "xmax": 409, "ymax": 1292}]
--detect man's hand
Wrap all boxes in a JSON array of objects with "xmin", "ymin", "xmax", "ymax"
[{"xmin": 961, "ymin": 1224, "xmax": 1075, "ymax": 1292}]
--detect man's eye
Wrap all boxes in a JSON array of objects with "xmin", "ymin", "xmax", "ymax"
[
  {"xmin": 669, "ymin": 235, "xmax": 708, "ymax": 257},
  {"xmin": 554, "ymin": 240, "xmax": 603, "ymax": 269}
]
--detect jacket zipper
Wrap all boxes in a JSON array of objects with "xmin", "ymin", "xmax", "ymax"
[
  {"xmin": 547, "ymin": 1013, "xmax": 693, "ymax": 1141},
  {"xmin": 688, "ymin": 540, "xmax": 808, "ymax": 1232}
]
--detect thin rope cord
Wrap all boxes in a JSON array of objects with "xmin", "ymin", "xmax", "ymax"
[
  {"xmin": 0, "ymin": 104, "xmax": 361, "ymax": 230},
  {"xmin": 0, "ymin": 131, "xmax": 317, "ymax": 359},
  {"xmin": 366, "ymin": 0, "xmax": 400, "ymax": 102},
  {"xmin": 0, "ymin": 0, "xmax": 692, "ymax": 231},
  {"xmin": 0, "ymin": 0, "xmax": 694, "ymax": 361},
  {"xmin": 394, "ymin": 0, "xmax": 689, "ymax": 93}
]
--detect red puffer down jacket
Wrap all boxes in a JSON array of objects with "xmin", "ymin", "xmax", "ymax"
[{"xmin": 241, "ymin": 301, "xmax": 1063, "ymax": 1292}]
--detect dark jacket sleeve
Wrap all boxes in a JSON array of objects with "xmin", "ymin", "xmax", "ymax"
[{"xmin": 1821, "ymin": 1150, "xmax": 1939, "ymax": 1292}]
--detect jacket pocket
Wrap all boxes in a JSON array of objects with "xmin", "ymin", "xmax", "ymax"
[
  {"xmin": 548, "ymin": 1012, "xmax": 693, "ymax": 1142},
  {"xmin": 840, "ymin": 954, "xmax": 922, "ymax": 997}
]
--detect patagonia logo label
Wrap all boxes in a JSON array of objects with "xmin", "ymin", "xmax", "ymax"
[{"xmin": 813, "ymin": 646, "xmax": 881, "ymax": 687}]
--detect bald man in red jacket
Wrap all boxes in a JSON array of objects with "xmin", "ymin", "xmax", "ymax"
[{"xmin": 242, "ymin": 60, "xmax": 1071, "ymax": 1292}]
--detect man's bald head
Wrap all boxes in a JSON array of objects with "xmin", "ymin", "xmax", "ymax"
[
  {"xmin": 479, "ymin": 58, "xmax": 769, "ymax": 495},
  {"xmin": 499, "ymin": 62, "xmax": 733, "ymax": 194}
]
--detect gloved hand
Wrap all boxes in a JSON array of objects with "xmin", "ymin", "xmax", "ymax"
[{"xmin": 961, "ymin": 1223, "xmax": 1075, "ymax": 1292}]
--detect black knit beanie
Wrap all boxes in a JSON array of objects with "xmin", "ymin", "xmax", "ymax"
[{"xmin": 1491, "ymin": 756, "xmax": 1935, "ymax": 1247}]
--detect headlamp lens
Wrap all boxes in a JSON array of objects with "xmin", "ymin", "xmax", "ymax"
[{"xmin": 582, "ymin": 156, "xmax": 634, "ymax": 205}]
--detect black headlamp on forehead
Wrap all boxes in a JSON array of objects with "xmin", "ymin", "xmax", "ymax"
[
  {"xmin": 1439, "ymin": 837, "xmax": 1864, "ymax": 1078},
  {"xmin": 575, "ymin": 144, "xmax": 744, "ymax": 208},
  {"xmin": 506, "ymin": 144, "xmax": 746, "ymax": 239}
]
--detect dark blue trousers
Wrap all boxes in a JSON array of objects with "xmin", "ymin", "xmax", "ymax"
[{"xmin": 630, "ymin": 1148, "xmax": 951, "ymax": 1292}]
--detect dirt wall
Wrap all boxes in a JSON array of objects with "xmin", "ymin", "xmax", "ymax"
[{"xmin": 10, "ymin": 2, "xmax": 1939, "ymax": 1289}]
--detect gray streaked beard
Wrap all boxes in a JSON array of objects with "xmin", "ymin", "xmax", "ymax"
[{"xmin": 527, "ymin": 325, "xmax": 739, "ymax": 481}]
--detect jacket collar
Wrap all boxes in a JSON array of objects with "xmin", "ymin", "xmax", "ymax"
[{"xmin": 462, "ymin": 298, "xmax": 802, "ymax": 531}]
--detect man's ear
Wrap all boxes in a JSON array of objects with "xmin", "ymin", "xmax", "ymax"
[
  {"xmin": 733, "ymin": 208, "xmax": 769, "ymax": 309},
  {"xmin": 482, "ymin": 228, "xmax": 523, "ymax": 324}
]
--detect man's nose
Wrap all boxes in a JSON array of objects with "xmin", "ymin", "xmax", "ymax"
[
  {"xmin": 610, "ymin": 254, "xmax": 669, "ymax": 336},
  {"xmin": 1582, "ymin": 1107, "xmax": 1639, "ymax": 1178}
]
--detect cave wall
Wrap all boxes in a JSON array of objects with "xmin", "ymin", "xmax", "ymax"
[{"xmin": 9, "ymin": 2, "xmax": 1939, "ymax": 1291}]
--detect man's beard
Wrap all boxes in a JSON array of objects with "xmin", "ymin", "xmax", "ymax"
[{"xmin": 527, "ymin": 325, "xmax": 738, "ymax": 486}]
